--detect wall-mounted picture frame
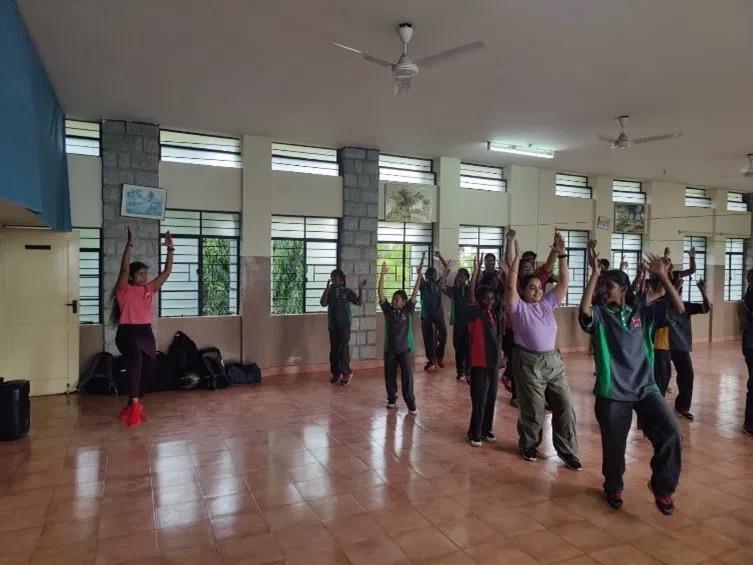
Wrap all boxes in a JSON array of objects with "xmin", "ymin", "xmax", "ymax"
[
  {"xmin": 121, "ymin": 184, "xmax": 167, "ymax": 220},
  {"xmin": 384, "ymin": 183, "xmax": 433, "ymax": 223},
  {"xmin": 597, "ymin": 215, "xmax": 612, "ymax": 230},
  {"xmin": 614, "ymin": 202, "xmax": 645, "ymax": 234}
]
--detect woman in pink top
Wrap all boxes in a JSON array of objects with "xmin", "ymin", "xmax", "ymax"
[{"xmin": 113, "ymin": 226, "xmax": 174, "ymax": 427}]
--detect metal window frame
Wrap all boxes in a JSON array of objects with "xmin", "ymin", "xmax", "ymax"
[
  {"xmin": 379, "ymin": 154, "xmax": 437, "ymax": 185},
  {"xmin": 159, "ymin": 129, "xmax": 242, "ymax": 168},
  {"xmin": 270, "ymin": 215, "xmax": 341, "ymax": 315},
  {"xmin": 682, "ymin": 235, "xmax": 707, "ymax": 302},
  {"xmin": 727, "ymin": 191, "xmax": 748, "ymax": 212},
  {"xmin": 377, "ymin": 222, "xmax": 434, "ymax": 306},
  {"xmin": 555, "ymin": 173, "xmax": 592, "ymax": 199},
  {"xmin": 610, "ymin": 233, "xmax": 642, "ymax": 281},
  {"xmin": 559, "ymin": 229, "xmax": 590, "ymax": 306},
  {"xmin": 612, "ymin": 179, "xmax": 646, "ymax": 204},
  {"xmin": 159, "ymin": 209, "xmax": 241, "ymax": 317},
  {"xmin": 725, "ymin": 238, "xmax": 745, "ymax": 301},
  {"xmin": 459, "ymin": 163, "xmax": 507, "ymax": 192},
  {"xmin": 457, "ymin": 225, "xmax": 505, "ymax": 267},
  {"xmin": 65, "ymin": 120, "xmax": 101, "ymax": 157},
  {"xmin": 271, "ymin": 142, "xmax": 339, "ymax": 176},
  {"xmin": 74, "ymin": 226, "xmax": 102, "ymax": 324},
  {"xmin": 685, "ymin": 187, "xmax": 712, "ymax": 208}
]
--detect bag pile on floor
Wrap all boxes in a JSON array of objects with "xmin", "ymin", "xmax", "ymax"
[{"xmin": 78, "ymin": 330, "xmax": 261, "ymax": 395}]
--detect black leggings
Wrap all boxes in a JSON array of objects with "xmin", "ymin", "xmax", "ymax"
[
  {"xmin": 329, "ymin": 329, "xmax": 351, "ymax": 376},
  {"xmin": 116, "ymin": 325, "xmax": 156, "ymax": 400},
  {"xmin": 421, "ymin": 317, "xmax": 447, "ymax": 363}
]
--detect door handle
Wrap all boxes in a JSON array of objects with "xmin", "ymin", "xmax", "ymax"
[{"xmin": 65, "ymin": 300, "xmax": 78, "ymax": 314}]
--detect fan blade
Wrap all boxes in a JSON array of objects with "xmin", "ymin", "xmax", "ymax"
[
  {"xmin": 631, "ymin": 133, "xmax": 683, "ymax": 145},
  {"xmin": 393, "ymin": 76, "xmax": 412, "ymax": 95},
  {"xmin": 415, "ymin": 40, "xmax": 485, "ymax": 68},
  {"xmin": 332, "ymin": 42, "xmax": 393, "ymax": 68},
  {"xmin": 598, "ymin": 134, "xmax": 617, "ymax": 143}
]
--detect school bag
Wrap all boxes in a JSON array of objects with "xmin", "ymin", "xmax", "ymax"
[
  {"xmin": 225, "ymin": 363, "xmax": 262, "ymax": 385},
  {"xmin": 168, "ymin": 331, "xmax": 204, "ymax": 375},
  {"xmin": 199, "ymin": 347, "xmax": 231, "ymax": 390},
  {"xmin": 149, "ymin": 352, "xmax": 179, "ymax": 392},
  {"xmin": 77, "ymin": 352, "xmax": 118, "ymax": 395}
]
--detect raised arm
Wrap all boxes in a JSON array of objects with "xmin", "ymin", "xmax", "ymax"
[
  {"xmin": 505, "ymin": 237, "xmax": 521, "ymax": 307},
  {"xmin": 674, "ymin": 246, "xmax": 697, "ymax": 279},
  {"xmin": 632, "ymin": 260, "xmax": 647, "ymax": 296},
  {"xmin": 320, "ymin": 279, "xmax": 331, "ymax": 307},
  {"xmin": 697, "ymin": 279, "xmax": 711, "ymax": 314},
  {"xmin": 552, "ymin": 232, "xmax": 568, "ymax": 304},
  {"xmin": 378, "ymin": 262, "xmax": 387, "ymax": 304},
  {"xmin": 542, "ymin": 240, "xmax": 558, "ymax": 274},
  {"xmin": 468, "ymin": 256, "xmax": 480, "ymax": 305},
  {"xmin": 150, "ymin": 232, "xmax": 174, "ymax": 291},
  {"xmin": 646, "ymin": 253, "xmax": 685, "ymax": 315},
  {"xmin": 353, "ymin": 278, "xmax": 367, "ymax": 306},
  {"xmin": 410, "ymin": 252, "xmax": 425, "ymax": 303},
  {"xmin": 504, "ymin": 229, "xmax": 516, "ymax": 270},
  {"xmin": 435, "ymin": 251, "xmax": 449, "ymax": 272},
  {"xmin": 580, "ymin": 240, "xmax": 601, "ymax": 320},
  {"xmin": 116, "ymin": 226, "xmax": 134, "ymax": 293}
]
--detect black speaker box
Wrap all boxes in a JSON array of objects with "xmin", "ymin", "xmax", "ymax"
[{"xmin": 0, "ymin": 379, "xmax": 30, "ymax": 441}]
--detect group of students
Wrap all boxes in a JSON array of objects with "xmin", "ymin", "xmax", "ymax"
[{"xmin": 110, "ymin": 225, "xmax": 751, "ymax": 516}]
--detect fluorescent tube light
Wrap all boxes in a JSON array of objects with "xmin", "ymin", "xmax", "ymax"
[{"xmin": 487, "ymin": 142, "xmax": 555, "ymax": 159}]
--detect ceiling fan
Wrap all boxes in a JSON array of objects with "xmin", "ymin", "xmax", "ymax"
[
  {"xmin": 723, "ymin": 154, "xmax": 753, "ymax": 179},
  {"xmin": 598, "ymin": 115, "xmax": 683, "ymax": 150},
  {"xmin": 333, "ymin": 23, "xmax": 485, "ymax": 95}
]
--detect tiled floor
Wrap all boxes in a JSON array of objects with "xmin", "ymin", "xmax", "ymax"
[{"xmin": 1, "ymin": 342, "xmax": 753, "ymax": 565}]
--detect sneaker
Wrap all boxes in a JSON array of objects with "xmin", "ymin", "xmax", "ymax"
[
  {"xmin": 469, "ymin": 437, "xmax": 483, "ymax": 448},
  {"xmin": 482, "ymin": 432, "xmax": 496, "ymax": 443},
  {"xmin": 340, "ymin": 373, "xmax": 352, "ymax": 386},
  {"xmin": 386, "ymin": 401, "xmax": 397, "ymax": 409},
  {"xmin": 424, "ymin": 361, "xmax": 435, "ymax": 371},
  {"xmin": 330, "ymin": 374, "xmax": 342, "ymax": 384},
  {"xmin": 510, "ymin": 398, "xmax": 519, "ymax": 408},
  {"xmin": 119, "ymin": 404, "xmax": 131, "ymax": 423},
  {"xmin": 676, "ymin": 410, "xmax": 694, "ymax": 421},
  {"xmin": 521, "ymin": 447, "xmax": 539, "ymax": 461},
  {"xmin": 126, "ymin": 402, "xmax": 143, "ymax": 428},
  {"xmin": 743, "ymin": 425, "xmax": 753, "ymax": 437},
  {"xmin": 558, "ymin": 453, "xmax": 583, "ymax": 471},
  {"xmin": 437, "ymin": 358, "xmax": 445, "ymax": 368},
  {"xmin": 456, "ymin": 374, "xmax": 465, "ymax": 381},
  {"xmin": 408, "ymin": 407, "xmax": 418, "ymax": 415},
  {"xmin": 603, "ymin": 490, "xmax": 624, "ymax": 510},
  {"xmin": 648, "ymin": 481, "xmax": 675, "ymax": 515}
]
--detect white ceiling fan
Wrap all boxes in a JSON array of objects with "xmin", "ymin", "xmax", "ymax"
[
  {"xmin": 598, "ymin": 115, "xmax": 683, "ymax": 150},
  {"xmin": 333, "ymin": 23, "xmax": 485, "ymax": 95},
  {"xmin": 723, "ymin": 154, "xmax": 753, "ymax": 179}
]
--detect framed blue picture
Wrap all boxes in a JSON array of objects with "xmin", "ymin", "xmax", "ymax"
[{"xmin": 121, "ymin": 184, "xmax": 167, "ymax": 220}]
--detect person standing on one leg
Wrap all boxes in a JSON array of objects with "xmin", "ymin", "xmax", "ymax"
[
  {"xmin": 320, "ymin": 269, "xmax": 365, "ymax": 386},
  {"xmin": 445, "ymin": 267, "xmax": 471, "ymax": 382},
  {"xmin": 466, "ymin": 256, "xmax": 502, "ymax": 447},
  {"xmin": 506, "ymin": 232, "xmax": 581, "ymax": 470},
  {"xmin": 580, "ymin": 245, "xmax": 684, "ymax": 515},
  {"xmin": 742, "ymin": 269, "xmax": 753, "ymax": 437},
  {"xmin": 113, "ymin": 226, "xmax": 174, "ymax": 428},
  {"xmin": 379, "ymin": 257, "xmax": 423, "ymax": 414},
  {"xmin": 420, "ymin": 255, "xmax": 449, "ymax": 371}
]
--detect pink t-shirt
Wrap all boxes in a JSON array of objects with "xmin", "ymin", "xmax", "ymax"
[{"xmin": 116, "ymin": 283, "xmax": 155, "ymax": 325}]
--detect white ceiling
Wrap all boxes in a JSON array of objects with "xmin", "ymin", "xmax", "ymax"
[{"xmin": 18, "ymin": 0, "xmax": 753, "ymax": 189}]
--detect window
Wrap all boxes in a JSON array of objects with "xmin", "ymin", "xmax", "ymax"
[
  {"xmin": 75, "ymin": 227, "xmax": 101, "ymax": 323},
  {"xmin": 159, "ymin": 210, "xmax": 240, "ymax": 317},
  {"xmin": 379, "ymin": 155, "xmax": 435, "ymax": 184},
  {"xmin": 685, "ymin": 187, "xmax": 712, "ymax": 208},
  {"xmin": 613, "ymin": 180, "xmax": 646, "ymax": 204},
  {"xmin": 377, "ymin": 222, "xmax": 433, "ymax": 309},
  {"xmin": 458, "ymin": 226, "xmax": 504, "ymax": 272},
  {"xmin": 727, "ymin": 191, "xmax": 747, "ymax": 212},
  {"xmin": 460, "ymin": 163, "xmax": 506, "ymax": 192},
  {"xmin": 683, "ymin": 236, "xmax": 707, "ymax": 302},
  {"xmin": 611, "ymin": 233, "xmax": 642, "ymax": 281},
  {"xmin": 559, "ymin": 230, "xmax": 590, "ymax": 306},
  {"xmin": 65, "ymin": 120, "xmax": 100, "ymax": 156},
  {"xmin": 725, "ymin": 238, "xmax": 745, "ymax": 301},
  {"xmin": 160, "ymin": 130, "xmax": 241, "ymax": 168},
  {"xmin": 271, "ymin": 143, "xmax": 338, "ymax": 176},
  {"xmin": 556, "ymin": 174, "xmax": 591, "ymax": 199},
  {"xmin": 270, "ymin": 216, "xmax": 339, "ymax": 314}
]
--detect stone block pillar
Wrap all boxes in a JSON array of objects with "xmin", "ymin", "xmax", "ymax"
[
  {"xmin": 339, "ymin": 147, "xmax": 379, "ymax": 361},
  {"xmin": 101, "ymin": 120, "xmax": 160, "ymax": 352}
]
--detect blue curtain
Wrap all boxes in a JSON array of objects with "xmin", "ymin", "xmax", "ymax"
[{"xmin": 0, "ymin": 0, "xmax": 71, "ymax": 231}]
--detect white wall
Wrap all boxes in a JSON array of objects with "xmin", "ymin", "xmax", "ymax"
[
  {"xmin": 68, "ymin": 154, "xmax": 101, "ymax": 227},
  {"xmin": 160, "ymin": 161, "xmax": 242, "ymax": 212}
]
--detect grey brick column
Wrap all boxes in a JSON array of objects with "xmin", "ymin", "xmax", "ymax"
[
  {"xmin": 339, "ymin": 147, "xmax": 379, "ymax": 361},
  {"xmin": 101, "ymin": 120, "xmax": 160, "ymax": 353}
]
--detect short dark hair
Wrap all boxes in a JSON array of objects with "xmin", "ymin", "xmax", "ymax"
[
  {"xmin": 476, "ymin": 284, "xmax": 495, "ymax": 302},
  {"xmin": 392, "ymin": 289, "xmax": 408, "ymax": 302},
  {"xmin": 520, "ymin": 274, "xmax": 542, "ymax": 289},
  {"xmin": 522, "ymin": 251, "xmax": 537, "ymax": 261},
  {"xmin": 424, "ymin": 266, "xmax": 437, "ymax": 279},
  {"xmin": 484, "ymin": 253, "xmax": 496, "ymax": 260},
  {"xmin": 602, "ymin": 269, "xmax": 635, "ymax": 305},
  {"xmin": 330, "ymin": 268, "xmax": 346, "ymax": 285},
  {"xmin": 598, "ymin": 258, "xmax": 610, "ymax": 270},
  {"xmin": 457, "ymin": 268, "xmax": 470, "ymax": 278}
]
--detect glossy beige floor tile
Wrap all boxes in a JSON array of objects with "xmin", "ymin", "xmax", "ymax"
[{"xmin": 0, "ymin": 342, "xmax": 751, "ymax": 563}]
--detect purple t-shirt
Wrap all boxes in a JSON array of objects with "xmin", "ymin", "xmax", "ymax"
[{"xmin": 509, "ymin": 290, "xmax": 559, "ymax": 352}]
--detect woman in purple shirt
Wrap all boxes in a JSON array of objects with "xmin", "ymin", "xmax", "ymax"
[{"xmin": 506, "ymin": 232, "xmax": 581, "ymax": 470}]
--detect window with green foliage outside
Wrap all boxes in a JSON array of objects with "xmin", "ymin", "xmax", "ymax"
[{"xmin": 377, "ymin": 222, "xmax": 433, "ymax": 310}]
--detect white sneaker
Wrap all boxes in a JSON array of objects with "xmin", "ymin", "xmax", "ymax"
[
  {"xmin": 408, "ymin": 407, "xmax": 418, "ymax": 415},
  {"xmin": 469, "ymin": 438, "xmax": 483, "ymax": 448},
  {"xmin": 386, "ymin": 402, "xmax": 397, "ymax": 409}
]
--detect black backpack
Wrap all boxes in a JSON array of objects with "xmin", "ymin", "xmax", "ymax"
[
  {"xmin": 78, "ymin": 352, "xmax": 118, "ymax": 395},
  {"xmin": 149, "ymin": 352, "xmax": 180, "ymax": 392},
  {"xmin": 168, "ymin": 331, "xmax": 203, "ymax": 375},
  {"xmin": 199, "ymin": 347, "xmax": 231, "ymax": 390},
  {"xmin": 225, "ymin": 363, "xmax": 262, "ymax": 385}
]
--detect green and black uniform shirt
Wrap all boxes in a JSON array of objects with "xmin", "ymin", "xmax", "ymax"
[
  {"xmin": 445, "ymin": 284, "xmax": 470, "ymax": 326},
  {"xmin": 580, "ymin": 300, "xmax": 668, "ymax": 401},
  {"xmin": 420, "ymin": 280, "xmax": 444, "ymax": 321},
  {"xmin": 381, "ymin": 301, "xmax": 416, "ymax": 354},
  {"xmin": 326, "ymin": 286, "xmax": 361, "ymax": 331},
  {"xmin": 666, "ymin": 301, "xmax": 706, "ymax": 352}
]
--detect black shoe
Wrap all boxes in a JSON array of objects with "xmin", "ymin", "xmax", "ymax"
[
  {"xmin": 648, "ymin": 481, "xmax": 675, "ymax": 515},
  {"xmin": 743, "ymin": 425, "xmax": 753, "ymax": 437},
  {"xmin": 604, "ymin": 490, "xmax": 623, "ymax": 510},
  {"xmin": 558, "ymin": 453, "xmax": 582, "ymax": 471},
  {"xmin": 521, "ymin": 447, "xmax": 538, "ymax": 461},
  {"xmin": 482, "ymin": 432, "xmax": 496, "ymax": 443},
  {"xmin": 676, "ymin": 410, "xmax": 694, "ymax": 421}
]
